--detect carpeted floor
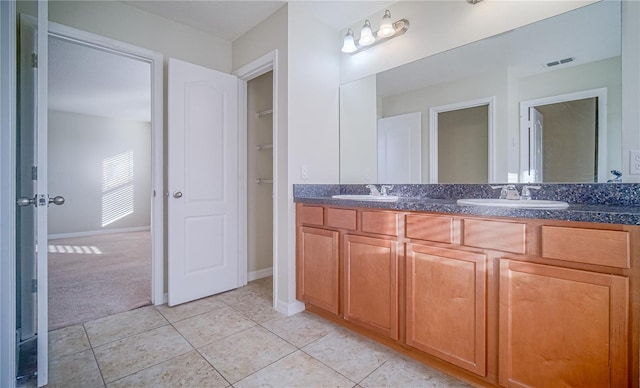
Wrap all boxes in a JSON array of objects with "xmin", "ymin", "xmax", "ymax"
[{"xmin": 48, "ymin": 231, "xmax": 151, "ymax": 331}]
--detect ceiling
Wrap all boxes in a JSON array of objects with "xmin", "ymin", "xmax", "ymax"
[{"xmin": 49, "ymin": 0, "xmax": 394, "ymax": 122}]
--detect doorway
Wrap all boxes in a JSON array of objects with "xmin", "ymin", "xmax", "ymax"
[
  {"xmin": 47, "ymin": 34, "xmax": 154, "ymax": 330},
  {"xmin": 429, "ymin": 97, "xmax": 495, "ymax": 183},
  {"xmin": 520, "ymin": 88, "xmax": 607, "ymax": 183},
  {"xmin": 247, "ymin": 72, "xmax": 274, "ymax": 282}
]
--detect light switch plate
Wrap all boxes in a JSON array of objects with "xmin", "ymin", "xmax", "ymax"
[{"xmin": 630, "ymin": 150, "xmax": 640, "ymax": 175}]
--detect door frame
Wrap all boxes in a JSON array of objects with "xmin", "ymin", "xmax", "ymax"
[
  {"xmin": 47, "ymin": 21, "xmax": 165, "ymax": 303},
  {"xmin": 233, "ymin": 50, "xmax": 279, "ymax": 307},
  {"xmin": 519, "ymin": 88, "xmax": 607, "ymax": 183},
  {"xmin": 429, "ymin": 96, "xmax": 496, "ymax": 183},
  {"xmin": 0, "ymin": 0, "xmax": 18, "ymax": 385}
]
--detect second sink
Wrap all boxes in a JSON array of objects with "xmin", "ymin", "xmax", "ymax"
[{"xmin": 457, "ymin": 198, "xmax": 569, "ymax": 209}]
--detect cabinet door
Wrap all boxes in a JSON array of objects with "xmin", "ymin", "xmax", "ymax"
[
  {"xmin": 406, "ymin": 243, "xmax": 487, "ymax": 376},
  {"xmin": 344, "ymin": 235, "xmax": 399, "ymax": 340},
  {"xmin": 499, "ymin": 260, "xmax": 628, "ymax": 387},
  {"xmin": 297, "ymin": 226, "xmax": 339, "ymax": 314}
]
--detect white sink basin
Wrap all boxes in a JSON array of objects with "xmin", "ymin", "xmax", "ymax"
[
  {"xmin": 332, "ymin": 194, "xmax": 399, "ymax": 202},
  {"xmin": 457, "ymin": 198, "xmax": 569, "ymax": 209}
]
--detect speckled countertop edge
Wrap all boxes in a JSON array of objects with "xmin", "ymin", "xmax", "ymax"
[{"xmin": 293, "ymin": 184, "xmax": 640, "ymax": 226}]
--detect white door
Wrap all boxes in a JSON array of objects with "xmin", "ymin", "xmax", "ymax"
[
  {"xmin": 377, "ymin": 112, "xmax": 421, "ymax": 183},
  {"xmin": 168, "ymin": 58, "xmax": 239, "ymax": 306},
  {"xmin": 529, "ymin": 107, "xmax": 544, "ymax": 182},
  {"xmin": 17, "ymin": 8, "xmax": 52, "ymax": 387}
]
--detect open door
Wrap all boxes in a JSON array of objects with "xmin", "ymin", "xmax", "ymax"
[
  {"xmin": 16, "ymin": 5, "xmax": 59, "ymax": 386},
  {"xmin": 167, "ymin": 58, "xmax": 240, "ymax": 306},
  {"xmin": 377, "ymin": 112, "xmax": 421, "ymax": 183},
  {"xmin": 528, "ymin": 107, "xmax": 544, "ymax": 182}
]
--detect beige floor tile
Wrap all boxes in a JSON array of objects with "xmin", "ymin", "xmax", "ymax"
[
  {"xmin": 302, "ymin": 327, "xmax": 396, "ymax": 383},
  {"xmin": 47, "ymin": 349, "xmax": 104, "ymax": 388},
  {"xmin": 261, "ymin": 311, "xmax": 337, "ymax": 348},
  {"xmin": 234, "ymin": 351, "xmax": 354, "ymax": 388},
  {"xmin": 217, "ymin": 283, "xmax": 270, "ymax": 306},
  {"xmin": 173, "ymin": 306, "xmax": 256, "ymax": 348},
  {"xmin": 107, "ymin": 350, "xmax": 228, "ymax": 388},
  {"xmin": 155, "ymin": 295, "xmax": 227, "ymax": 323},
  {"xmin": 49, "ymin": 324, "xmax": 91, "ymax": 360},
  {"xmin": 84, "ymin": 306, "xmax": 168, "ymax": 347},
  {"xmin": 93, "ymin": 325, "xmax": 192, "ymax": 383},
  {"xmin": 231, "ymin": 296, "xmax": 283, "ymax": 324},
  {"xmin": 252, "ymin": 276, "xmax": 273, "ymax": 292},
  {"xmin": 199, "ymin": 326, "xmax": 296, "ymax": 384},
  {"xmin": 359, "ymin": 355, "xmax": 472, "ymax": 387}
]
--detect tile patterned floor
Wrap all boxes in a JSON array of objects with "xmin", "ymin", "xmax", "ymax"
[{"xmin": 43, "ymin": 277, "xmax": 472, "ymax": 387}]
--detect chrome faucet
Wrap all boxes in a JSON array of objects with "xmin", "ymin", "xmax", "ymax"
[
  {"xmin": 607, "ymin": 170, "xmax": 622, "ymax": 183},
  {"xmin": 366, "ymin": 184, "xmax": 381, "ymax": 196},
  {"xmin": 521, "ymin": 185, "xmax": 541, "ymax": 200},
  {"xmin": 491, "ymin": 185, "xmax": 520, "ymax": 200},
  {"xmin": 380, "ymin": 185, "xmax": 394, "ymax": 196}
]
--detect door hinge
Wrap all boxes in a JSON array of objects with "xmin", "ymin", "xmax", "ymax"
[
  {"xmin": 31, "ymin": 166, "xmax": 37, "ymax": 180},
  {"xmin": 31, "ymin": 53, "xmax": 38, "ymax": 68},
  {"xmin": 31, "ymin": 279, "xmax": 37, "ymax": 293}
]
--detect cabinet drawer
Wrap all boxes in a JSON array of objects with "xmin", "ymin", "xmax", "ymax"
[
  {"xmin": 326, "ymin": 208, "xmax": 357, "ymax": 230},
  {"xmin": 463, "ymin": 219, "xmax": 526, "ymax": 254},
  {"xmin": 298, "ymin": 205, "xmax": 324, "ymax": 226},
  {"xmin": 406, "ymin": 214, "xmax": 453, "ymax": 244},
  {"xmin": 362, "ymin": 211, "xmax": 398, "ymax": 236},
  {"xmin": 542, "ymin": 226, "xmax": 630, "ymax": 268}
]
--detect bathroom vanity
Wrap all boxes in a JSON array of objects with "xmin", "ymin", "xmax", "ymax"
[{"xmin": 294, "ymin": 184, "xmax": 640, "ymax": 387}]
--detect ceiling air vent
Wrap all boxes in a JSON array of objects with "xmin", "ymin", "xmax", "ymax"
[{"xmin": 546, "ymin": 57, "xmax": 575, "ymax": 67}]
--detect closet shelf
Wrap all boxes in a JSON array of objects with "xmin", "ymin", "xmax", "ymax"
[
  {"xmin": 256, "ymin": 178, "xmax": 273, "ymax": 184},
  {"xmin": 256, "ymin": 109, "xmax": 273, "ymax": 117},
  {"xmin": 256, "ymin": 144, "xmax": 273, "ymax": 151}
]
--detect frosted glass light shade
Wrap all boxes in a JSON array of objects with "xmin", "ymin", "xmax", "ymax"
[
  {"xmin": 359, "ymin": 20, "xmax": 375, "ymax": 46},
  {"xmin": 378, "ymin": 10, "xmax": 394, "ymax": 38},
  {"xmin": 341, "ymin": 29, "xmax": 357, "ymax": 53}
]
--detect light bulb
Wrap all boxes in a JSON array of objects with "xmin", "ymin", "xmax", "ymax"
[
  {"xmin": 378, "ymin": 10, "xmax": 394, "ymax": 38},
  {"xmin": 359, "ymin": 20, "xmax": 375, "ymax": 46},
  {"xmin": 341, "ymin": 29, "xmax": 357, "ymax": 53}
]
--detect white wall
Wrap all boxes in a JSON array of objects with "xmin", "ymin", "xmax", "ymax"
[
  {"xmin": 621, "ymin": 0, "xmax": 640, "ymax": 183},
  {"xmin": 340, "ymin": 1, "xmax": 596, "ymax": 84},
  {"xmin": 48, "ymin": 110, "xmax": 151, "ymax": 236},
  {"xmin": 47, "ymin": 1, "xmax": 231, "ymax": 72},
  {"xmin": 339, "ymin": 75, "xmax": 377, "ymax": 183},
  {"xmin": 286, "ymin": 2, "xmax": 341, "ymax": 310}
]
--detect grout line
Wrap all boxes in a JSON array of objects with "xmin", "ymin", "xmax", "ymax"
[
  {"xmin": 84, "ymin": 323, "xmax": 107, "ymax": 388},
  {"xmin": 298, "ymin": 348, "xmax": 359, "ymax": 386}
]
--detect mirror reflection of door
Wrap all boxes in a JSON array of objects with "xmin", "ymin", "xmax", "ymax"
[
  {"xmin": 538, "ymin": 98, "xmax": 597, "ymax": 182},
  {"xmin": 520, "ymin": 89, "xmax": 604, "ymax": 183},
  {"xmin": 433, "ymin": 105, "xmax": 490, "ymax": 183},
  {"xmin": 377, "ymin": 112, "xmax": 421, "ymax": 183}
]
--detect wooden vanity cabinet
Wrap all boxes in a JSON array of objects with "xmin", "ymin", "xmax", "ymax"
[
  {"xmin": 295, "ymin": 203, "xmax": 638, "ymax": 387},
  {"xmin": 499, "ymin": 259, "xmax": 628, "ymax": 387},
  {"xmin": 297, "ymin": 226, "xmax": 340, "ymax": 314},
  {"xmin": 344, "ymin": 234, "xmax": 399, "ymax": 340},
  {"xmin": 406, "ymin": 243, "xmax": 487, "ymax": 376}
]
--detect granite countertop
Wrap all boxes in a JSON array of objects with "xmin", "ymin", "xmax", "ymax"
[{"xmin": 293, "ymin": 184, "xmax": 640, "ymax": 226}]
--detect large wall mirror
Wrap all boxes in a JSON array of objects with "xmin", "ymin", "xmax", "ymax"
[{"xmin": 339, "ymin": 1, "xmax": 622, "ymax": 184}]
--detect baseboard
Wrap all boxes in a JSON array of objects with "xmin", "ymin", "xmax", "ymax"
[
  {"xmin": 275, "ymin": 299, "xmax": 305, "ymax": 316},
  {"xmin": 48, "ymin": 226, "xmax": 151, "ymax": 240},
  {"xmin": 248, "ymin": 267, "xmax": 273, "ymax": 282}
]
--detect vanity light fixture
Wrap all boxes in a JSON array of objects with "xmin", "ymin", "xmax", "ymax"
[{"xmin": 341, "ymin": 10, "xmax": 409, "ymax": 55}]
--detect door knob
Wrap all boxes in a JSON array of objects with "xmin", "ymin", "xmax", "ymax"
[
  {"xmin": 173, "ymin": 191, "xmax": 183, "ymax": 199},
  {"xmin": 49, "ymin": 195, "xmax": 65, "ymax": 206},
  {"xmin": 17, "ymin": 196, "xmax": 36, "ymax": 207}
]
